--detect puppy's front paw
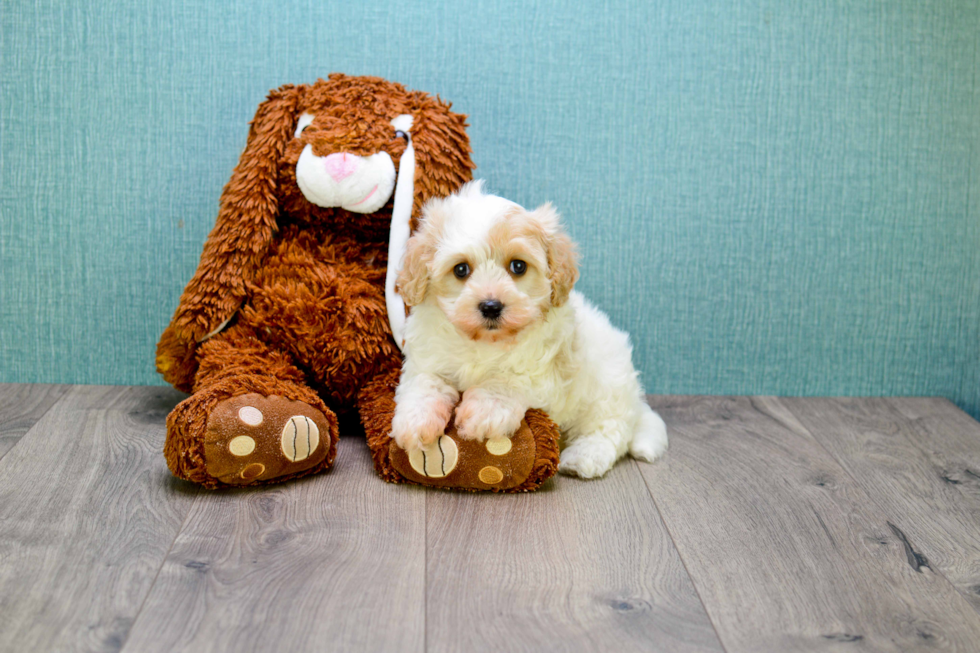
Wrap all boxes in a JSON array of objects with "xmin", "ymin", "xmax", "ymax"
[
  {"xmin": 391, "ymin": 399, "xmax": 453, "ymax": 452},
  {"xmin": 454, "ymin": 388, "xmax": 525, "ymax": 442},
  {"xmin": 558, "ymin": 438, "xmax": 618, "ymax": 479}
]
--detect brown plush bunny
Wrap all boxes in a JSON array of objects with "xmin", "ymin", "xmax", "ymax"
[{"xmin": 156, "ymin": 74, "xmax": 559, "ymax": 490}]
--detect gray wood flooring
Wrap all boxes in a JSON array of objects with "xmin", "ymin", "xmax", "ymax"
[{"xmin": 1, "ymin": 386, "xmax": 979, "ymax": 652}]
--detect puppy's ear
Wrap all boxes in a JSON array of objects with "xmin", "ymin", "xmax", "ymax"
[
  {"xmin": 396, "ymin": 198, "xmax": 447, "ymax": 306},
  {"xmin": 396, "ymin": 236, "xmax": 431, "ymax": 306},
  {"xmin": 168, "ymin": 84, "xmax": 305, "ymax": 342},
  {"xmin": 531, "ymin": 203, "xmax": 579, "ymax": 307}
]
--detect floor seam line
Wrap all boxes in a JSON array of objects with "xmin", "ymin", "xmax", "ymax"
[
  {"xmin": 0, "ymin": 384, "xmax": 75, "ymax": 465},
  {"xmin": 632, "ymin": 456, "xmax": 731, "ymax": 652},
  {"xmin": 119, "ymin": 491, "xmax": 200, "ymax": 653},
  {"xmin": 116, "ymin": 390, "xmax": 204, "ymax": 653}
]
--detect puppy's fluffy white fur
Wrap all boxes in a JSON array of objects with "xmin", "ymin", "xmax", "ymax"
[{"xmin": 391, "ymin": 181, "xmax": 667, "ymax": 478}]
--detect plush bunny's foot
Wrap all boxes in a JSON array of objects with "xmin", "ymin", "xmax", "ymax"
[
  {"xmin": 388, "ymin": 419, "xmax": 540, "ymax": 490},
  {"xmin": 359, "ymin": 376, "xmax": 560, "ymax": 492},
  {"xmin": 203, "ymin": 393, "xmax": 333, "ymax": 485},
  {"xmin": 165, "ymin": 377, "xmax": 339, "ymax": 489}
]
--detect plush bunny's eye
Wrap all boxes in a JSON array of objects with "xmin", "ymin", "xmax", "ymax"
[
  {"xmin": 294, "ymin": 113, "xmax": 315, "ymax": 139},
  {"xmin": 391, "ymin": 114, "xmax": 413, "ymax": 144}
]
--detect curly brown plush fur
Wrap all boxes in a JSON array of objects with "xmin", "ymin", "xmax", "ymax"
[
  {"xmin": 156, "ymin": 74, "xmax": 558, "ymax": 490},
  {"xmin": 157, "ymin": 75, "xmax": 473, "ymax": 392}
]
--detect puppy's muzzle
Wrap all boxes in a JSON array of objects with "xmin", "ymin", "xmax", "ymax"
[{"xmin": 478, "ymin": 299, "xmax": 504, "ymax": 320}]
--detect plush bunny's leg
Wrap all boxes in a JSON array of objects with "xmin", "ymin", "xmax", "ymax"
[
  {"xmin": 357, "ymin": 368, "xmax": 561, "ymax": 492},
  {"xmin": 165, "ymin": 325, "xmax": 339, "ymax": 489}
]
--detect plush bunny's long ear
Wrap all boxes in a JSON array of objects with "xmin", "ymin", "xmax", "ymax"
[
  {"xmin": 169, "ymin": 85, "xmax": 303, "ymax": 343},
  {"xmin": 388, "ymin": 96, "xmax": 474, "ymax": 349},
  {"xmin": 407, "ymin": 95, "xmax": 475, "ymax": 231}
]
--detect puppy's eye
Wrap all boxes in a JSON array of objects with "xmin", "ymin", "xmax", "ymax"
[
  {"xmin": 453, "ymin": 263, "xmax": 470, "ymax": 279},
  {"xmin": 508, "ymin": 260, "xmax": 527, "ymax": 276},
  {"xmin": 394, "ymin": 130, "xmax": 410, "ymax": 142}
]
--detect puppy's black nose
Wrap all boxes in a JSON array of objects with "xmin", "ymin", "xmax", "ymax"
[{"xmin": 478, "ymin": 299, "xmax": 504, "ymax": 320}]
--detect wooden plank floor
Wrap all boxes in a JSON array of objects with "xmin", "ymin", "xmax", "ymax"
[
  {"xmin": 0, "ymin": 383, "xmax": 69, "ymax": 460},
  {"xmin": 1, "ymin": 386, "xmax": 979, "ymax": 652}
]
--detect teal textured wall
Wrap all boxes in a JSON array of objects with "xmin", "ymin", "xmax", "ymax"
[{"xmin": 2, "ymin": 1, "xmax": 978, "ymax": 417}]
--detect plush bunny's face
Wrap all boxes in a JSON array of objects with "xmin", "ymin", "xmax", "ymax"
[
  {"xmin": 293, "ymin": 111, "xmax": 403, "ymax": 214},
  {"xmin": 272, "ymin": 75, "xmax": 472, "ymax": 240},
  {"xmin": 291, "ymin": 107, "xmax": 411, "ymax": 215}
]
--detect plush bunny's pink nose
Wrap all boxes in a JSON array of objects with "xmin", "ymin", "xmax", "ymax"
[{"xmin": 323, "ymin": 153, "xmax": 358, "ymax": 181}]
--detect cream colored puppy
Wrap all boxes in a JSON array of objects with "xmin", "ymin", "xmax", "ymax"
[{"xmin": 390, "ymin": 181, "xmax": 667, "ymax": 478}]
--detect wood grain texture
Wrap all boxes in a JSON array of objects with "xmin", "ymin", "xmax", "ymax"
[
  {"xmin": 0, "ymin": 383, "xmax": 69, "ymax": 460},
  {"xmin": 122, "ymin": 436, "xmax": 427, "ymax": 653},
  {"xmin": 885, "ymin": 398, "xmax": 980, "ymax": 507},
  {"xmin": 781, "ymin": 397, "xmax": 980, "ymax": 615},
  {"xmin": 642, "ymin": 395, "xmax": 980, "ymax": 652},
  {"xmin": 0, "ymin": 385, "xmax": 196, "ymax": 653},
  {"xmin": 8, "ymin": 385, "xmax": 980, "ymax": 652},
  {"xmin": 424, "ymin": 460, "xmax": 723, "ymax": 653}
]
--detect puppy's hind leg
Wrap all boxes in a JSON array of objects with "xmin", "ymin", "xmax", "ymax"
[
  {"xmin": 558, "ymin": 417, "xmax": 633, "ymax": 479},
  {"xmin": 629, "ymin": 402, "xmax": 668, "ymax": 463}
]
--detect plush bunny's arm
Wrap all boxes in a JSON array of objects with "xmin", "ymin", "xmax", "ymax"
[{"xmin": 168, "ymin": 85, "xmax": 302, "ymax": 344}]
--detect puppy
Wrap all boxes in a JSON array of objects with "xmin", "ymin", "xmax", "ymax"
[{"xmin": 390, "ymin": 181, "xmax": 668, "ymax": 478}]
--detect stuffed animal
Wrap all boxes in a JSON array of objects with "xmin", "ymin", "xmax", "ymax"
[{"xmin": 156, "ymin": 74, "xmax": 559, "ymax": 491}]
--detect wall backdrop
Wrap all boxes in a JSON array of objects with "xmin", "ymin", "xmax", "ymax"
[{"xmin": 2, "ymin": 0, "xmax": 978, "ymax": 417}]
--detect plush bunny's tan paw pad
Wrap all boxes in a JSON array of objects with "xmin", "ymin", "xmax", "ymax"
[
  {"xmin": 407, "ymin": 435, "xmax": 459, "ymax": 478},
  {"xmin": 204, "ymin": 393, "xmax": 330, "ymax": 485}
]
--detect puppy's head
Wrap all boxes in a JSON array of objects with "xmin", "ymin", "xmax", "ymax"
[{"xmin": 397, "ymin": 181, "xmax": 579, "ymax": 343}]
